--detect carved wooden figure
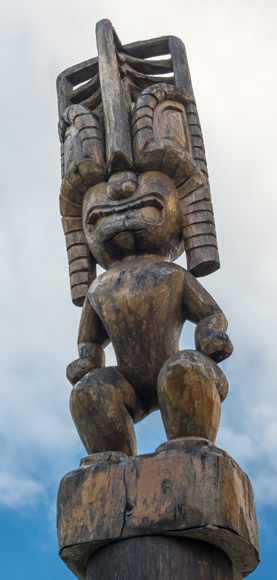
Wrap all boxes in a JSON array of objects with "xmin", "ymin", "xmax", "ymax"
[
  {"xmin": 57, "ymin": 20, "xmax": 259, "ymax": 580},
  {"xmin": 58, "ymin": 19, "xmax": 233, "ymax": 457}
]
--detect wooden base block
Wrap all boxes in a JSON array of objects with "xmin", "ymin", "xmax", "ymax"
[
  {"xmin": 86, "ymin": 537, "xmax": 233, "ymax": 580},
  {"xmin": 57, "ymin": 444, "xmax": 259, "ymax": 580}
]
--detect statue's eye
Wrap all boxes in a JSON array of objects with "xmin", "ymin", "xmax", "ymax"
[{"xmin": 87, "ymin": 212, "xmax": 98, "ymax": 226}]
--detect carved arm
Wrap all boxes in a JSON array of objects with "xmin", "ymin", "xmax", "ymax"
[
  {"xmin": 66, "ymin": 295, "xmax": 109, "ymax": 385},
  {"xmin": 182, "ymin": 270, "xmax": 233, "ymax": 363}
]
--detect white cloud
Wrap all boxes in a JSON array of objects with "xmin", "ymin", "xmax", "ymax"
[
  {"xmin": 0, "ymin": 472, "xmax": 44, "ymax": 510},
  {"xmin": 0, "ymin": 0, "xmax": 276, "ymax": 512}
]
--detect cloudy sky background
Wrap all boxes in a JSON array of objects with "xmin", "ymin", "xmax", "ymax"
[{"xmin": 0, "ymin": 0, "xmax": 276, "ymax": 577}]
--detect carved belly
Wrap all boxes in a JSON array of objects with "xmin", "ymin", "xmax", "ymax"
[{"xmin": 89, "ymin": 262, "xmax": 185, "ymax": 405}]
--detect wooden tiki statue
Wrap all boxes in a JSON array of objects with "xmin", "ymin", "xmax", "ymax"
[{"xmin": 56, "ymin": 20, "xmax": 259, "ymax": 580}]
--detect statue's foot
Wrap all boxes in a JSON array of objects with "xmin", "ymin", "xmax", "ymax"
[
  {"xmin": 155, "ymin": 436, "xmax": 213, "ymax": 453},
  {"xmin": 80, "ymin": 451, "xmax": 128, "ymax": 467},
  {"xmin": 157, "ymin": 349, "xmax": 228, "ymax": 444}
]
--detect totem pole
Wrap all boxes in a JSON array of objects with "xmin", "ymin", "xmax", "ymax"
[{"xmin": 57, "ymin": 20, "xmax": 259, "ymax": 579}]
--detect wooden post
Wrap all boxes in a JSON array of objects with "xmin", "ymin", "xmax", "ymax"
[{"xmin": 86, "ymin": 537, "xmax": 233, "ymax": 580}]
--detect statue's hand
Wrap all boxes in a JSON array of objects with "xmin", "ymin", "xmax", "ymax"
[
  {"xmin": 195, "ymin": 315, "xmax": 233, "ymax": 363},
  {"xmin": 66, "ymin": 357, "xmax": 96, "ymax": 386},
  {"xmin": 66, "ymin": 343, "xmax": 105, "ymax": 386}
]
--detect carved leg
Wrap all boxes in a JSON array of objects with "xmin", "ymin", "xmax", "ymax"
[
  {"xmin": 157, "ymin": 350, "xmax": 228, "ymax": 444},
  {"xmin": 70, "ymin": 367, "xmax": 138, "ymax": 456}
]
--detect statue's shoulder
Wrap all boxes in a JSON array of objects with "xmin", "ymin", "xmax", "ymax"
[{"xmin": 128, "ymin": 261, "xmax": 186, "ymax": 293}]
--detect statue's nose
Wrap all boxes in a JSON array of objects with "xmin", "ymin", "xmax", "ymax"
[{"xmin": 107, "ymin": 171, "xmax": 137, "ymax": 200}]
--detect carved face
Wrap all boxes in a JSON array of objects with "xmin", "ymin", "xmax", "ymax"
[{"xmin": 83, "ymin": 171, "xmax": 183, "ymax": 269}]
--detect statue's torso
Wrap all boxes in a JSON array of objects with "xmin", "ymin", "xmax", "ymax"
[{"xmin": 88, "ymin": 258, "xmax": 186, "ymax": 409}]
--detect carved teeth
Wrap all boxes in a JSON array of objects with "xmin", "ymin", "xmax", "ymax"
[{"xmin": 88, "ymin": 197, "xmax": 164, "ymax": 226}]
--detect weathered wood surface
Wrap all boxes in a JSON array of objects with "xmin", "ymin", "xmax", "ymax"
[
  {"xmin": 86, "ymin": 537, "xmax": 233, "ymax": 580},
  {"xmin": 61, "ymin": 118, "xmax": 231, "ymax": 452},
  {"xmin": 57, "ymin": 18, "xmax": 220, "ymax": 303},
  {"xmin": 68, "ymin": 246, "xmax": 232, "ymax": 454},
  {"xmin": 96, "ymin": 19, "xmax": 133, "ymax": 172},
  {"xmin": 63, "ymin": 152, "xmax": 232, "ymax": 453},
  {"xmin": 56, "ymin": 19, "xmax": 259, "ymax": 580},
  {"xmin": 58, "ymin": 18, "xmax": 234, "ymax": 504},
  {"xmin": 57, "ymin": 444, "xmax": 259, "ymax": 580}
]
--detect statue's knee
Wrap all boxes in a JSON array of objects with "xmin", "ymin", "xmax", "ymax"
[
  {"xmin": 71, "ymin": 368, "xmax": 110, "ymax": 411},
  {"xmin": 70, "ymin": 367, "xmax": 138, "ymax": 456},
  {"xmin": 70, "ymin": 366, "xmax": 137, "ymax": 417},
  {"xmin": 158, "ymin": 349, "xmax": 228, "ymax": 402},
  {"xmin": 157, "ymin": 350, "xmax": 225, "ymax": 443}
]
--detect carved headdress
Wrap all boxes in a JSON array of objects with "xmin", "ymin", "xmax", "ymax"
[{"xmin": 57, "ymin": 19, "xmax": 219, "ymax": 305}]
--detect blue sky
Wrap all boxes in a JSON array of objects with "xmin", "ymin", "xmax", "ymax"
[{"xmin": 0, "ymin": 0, "xmax": 277, "ymax": 578}]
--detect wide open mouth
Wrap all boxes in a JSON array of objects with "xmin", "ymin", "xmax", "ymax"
[{"xmin": 87, "ymin": 194, "xmax": 165, "ymax": 227}]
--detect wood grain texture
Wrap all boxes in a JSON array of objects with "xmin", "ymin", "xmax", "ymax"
[
  {"xmin": 57, "ymin": 23, "xmax": 232, "ymax": 474},
  {"xmin": 63, "ymin": 167, "xmax": 232, "ymax": 453},
  {"xmin": 86, "ymin": 537, "xmax": 233, "ymax": 580},
  {"xmin": 57, "ymin": 20, "xmax": 221, "ymax": 284},
  {"xmin": 157, "ymin": 350, "xmax": 226, "ymax": 442},
  {"xmin": 57, "ymin": 445, "xmax": 259, "ymax": 580},
  {"xmin": 96, "ymin": 19, "xmax": 133, "ymax": 172},
  {"xmin": 56, "ymin": 23, "xmax": 259, "ymax": 580},
  {"xmin": 168, "ymin": 35, "xmax": 194, "ymax": 100},
  {"xmin": 59, "ymin": 105, "xmax": 105, "ymax": 305}
]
